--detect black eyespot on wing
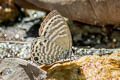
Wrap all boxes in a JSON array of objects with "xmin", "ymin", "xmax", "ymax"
[{"xmin": 34, "ymin": 57, "xmax": 39, "ymax": 61}]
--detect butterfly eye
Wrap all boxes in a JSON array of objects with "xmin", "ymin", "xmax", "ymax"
[{"xmin": 72, "ymin": 48, "xmax": 75, "ymax": 53}]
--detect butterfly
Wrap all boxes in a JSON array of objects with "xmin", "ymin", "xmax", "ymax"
[{"xmin": 31, "ymin": 10, "xmax": 73, "ymax": 65}]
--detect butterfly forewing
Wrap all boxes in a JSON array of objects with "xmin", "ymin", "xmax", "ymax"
[{"xmin": 31, "ymin": 10, "xmax": 72, "ymax": 64}]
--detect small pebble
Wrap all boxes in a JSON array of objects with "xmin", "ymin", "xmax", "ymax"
[
  {"xmin": 113, "ymin": 38, "xmax": 117, "ymax": 42},
  {"xmin": 15, "ymin": 34, "xmax": 20, "ymax": 39}
]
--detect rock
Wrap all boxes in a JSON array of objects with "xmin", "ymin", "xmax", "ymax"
[
  {"xmin": 0, "ymin": 0, "xmax": 19, "ymax": 23},
  {"xmin": 41, "ymin": 51, "xmax": 120, "ymax": 80},
  {"xmin": 0, "ymin": 58, "xmax": 47, "ymax": 80},
  {"xmin": 15, "ymin": 0, "xmax": 120, "ymax": 25}
]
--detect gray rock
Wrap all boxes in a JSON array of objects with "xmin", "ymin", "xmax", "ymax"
[{"xmin": 0, "ymin": 58, "xmax": 47, "ymax": 80}]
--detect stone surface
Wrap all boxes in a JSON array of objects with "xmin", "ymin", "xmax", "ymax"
[
  {"xmin": 0, "ymin": 0, "xmax": 19, "ymax": 23},
  {"xmin": 41, "ymin": 51, "xmax": 120, "ymax": 80},
  {"xmin": 0, "ymin": 58, "xmax": 47, "ymax": 80},
  {"xmin": 15, "ymin": 0, "xmax": 120, "ymax": 25}
]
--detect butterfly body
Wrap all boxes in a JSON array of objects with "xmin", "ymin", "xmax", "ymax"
[{"xmin": 31, "ymin": 10, "xmax": 72, "ymax": 64}]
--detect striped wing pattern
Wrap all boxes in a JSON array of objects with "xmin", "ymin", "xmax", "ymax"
[{"xmin": 31, "ymin": 10, "xmax": 72, "ymax": 64}]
